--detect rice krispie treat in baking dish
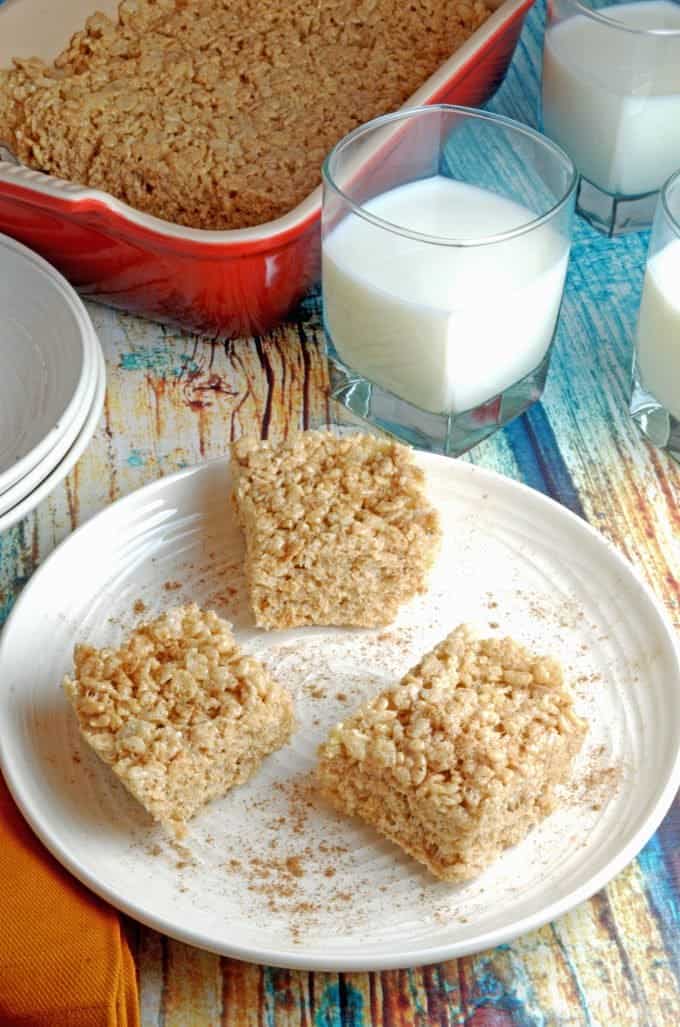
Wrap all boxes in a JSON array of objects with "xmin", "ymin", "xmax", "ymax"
[
  {"xmin": 230, "ymin": 431, "xmax": 442, "ymax": 629},
  {"xmin": 316, "ymin": 625, "xmax": 586, "ymax": 881},
  {"xmin": 63, "ymin": 604, "xmax": 294, "ymax": 836},
  {"xmin": 0, "ymin": 0, "xmax": 491, "ymax": 229}
]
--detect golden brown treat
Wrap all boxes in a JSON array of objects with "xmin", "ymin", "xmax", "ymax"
[
  {"xmin": 316, "ymin": 626, "xmax": 587, "ymax": 881},
  {"xmin": 0, "ymin": 0, "xmax": 491, "ymax": 229},
  {"xmin": 231, "ymin": 431, "xmax": 442, "ymax": 630},
  {"xmin": 63, "ymin": 604, "xmax": 294, "ymax": 836}
]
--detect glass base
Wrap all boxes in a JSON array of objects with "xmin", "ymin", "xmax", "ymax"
[
  {"xmin": 630, "ymin": 373, "xmax": 680, "ymax": 464},
  {"xmin": 327, "ymin": 349, "xmax": 552, "ymax": 457},
  {"xmin": 576, "ymin": 178, "xmax": 658, "ymax": 236}
]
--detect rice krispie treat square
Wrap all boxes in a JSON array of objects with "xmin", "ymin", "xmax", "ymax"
[
  {"xmin": 231, "ymin": 431, "xmax": 442, "ymax": 629},
  {"xmin": 63, "ymin": 604, "xmax": 294, "ymax": 836},
  {"xmin": 316, "ymin": 625, "xmax": 586, "ymax": 881}
]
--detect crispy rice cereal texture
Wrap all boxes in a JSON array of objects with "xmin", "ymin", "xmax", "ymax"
[
  {"xmin": 316, "ymin": 626, "xmax": 587, "ymax": 881},
  {"xmin": 231, "ymin": 431, "xmax": 442, "ymax": 630},
  {"xmin": 0, "ymin": 0, "xmax": 491, "ymax": 229},
  {"xmin": 62, "ymin": 604, "xmax": 294, "ymax": 836}
]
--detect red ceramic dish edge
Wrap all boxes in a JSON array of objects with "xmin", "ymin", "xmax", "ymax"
[{"xmin": 0, "ymin": 0, "xmax": 534, "ymax": 337}]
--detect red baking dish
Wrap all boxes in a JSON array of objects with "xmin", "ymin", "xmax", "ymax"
[{"xmin": 0, "ymin": 0, "xmax": 533, "ymax": 338}]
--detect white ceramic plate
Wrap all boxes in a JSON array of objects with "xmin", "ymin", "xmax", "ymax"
[
  {"xmin": 0, "ymin": 232, "xmax": 98, "ymax": 495},
  {"xmin": 0, "ymin": 341, "xmax": 105, "ymax": 533},
  {"xmin": 0, "ymin": 330, "xmax": 100, "ymax": 516},
  {"xmin": 0, "ymin": 454, "xmax": 678, "ymax": 971}
]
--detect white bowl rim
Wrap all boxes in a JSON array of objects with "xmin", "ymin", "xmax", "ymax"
[
  {"xmin": 0, "ymin": 232, "xmax": 99, "ymax": 492},
  {"xmin": 0, "ymin": 339, "xmax": 105, "ymax": 534}
]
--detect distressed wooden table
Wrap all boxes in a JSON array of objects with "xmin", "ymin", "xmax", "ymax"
[{"xmin": 1, "ymin": 2, "xmax": 679, "ymax": 1024}]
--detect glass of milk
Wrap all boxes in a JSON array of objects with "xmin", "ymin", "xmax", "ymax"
[
  {"xmin": 630, "ymin": 169, "xmax": 680, "ymax": 460},
  {"xmin": 542, "ymin": 0, "xmax": 680, "ymax": 235},
  {"xmin": 321, "ymin": 105, "xmax": 577, "ymax": 455}
]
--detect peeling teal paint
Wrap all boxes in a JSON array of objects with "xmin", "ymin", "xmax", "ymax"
[
  {"xmin": 315, "ymin": 982, "xmax": 363, "ymax": 1027},
  {"xmin": 473, "ymin": 965, "xmax": 505, "ymax": 1004},
  {"xmin": 126, "ymin": 449, "xmax": 145, "ymax": 467},
  {"xmin": 463, "ymin": 947, "xmax": 548, "ymax": 1027},
  {"xmin": 407, "ymin": 968, "xmax": 427, "ymax": 1016},
  {"xmin": 261, "ymin": 966, "xmax": 279, "ymax": 1027},
  {"xmin": 442, "ymin": 975, "xmax": 459, "ymax": 994},
  {"xmin": 0, "ymin": 525, "xmax": 33, "ymax": 627},
  {"xmin": 0, "ymin": 584, "xmax": 17, "ymax": 626},
  {"xmin": 550, "ymin": 924, "xmax": 595, "ymax": 1027},
  {"xmin": 314, "ymin": 984, "xmax": 342, "ymax": 1027},
  {"xmin": 342, "ymin": 983, "xmax": 365, "ymax": 1027},
  {"xmin": 119, "ymin": 346, "xmax": 200, "ymax": 378},
  {"xmin": 262, "ymin": 966, "xmax": 317, "ymax": 1027},
  {"xmin": 638, "ymin": 831, "xmax": 680, "ymax": 987}
]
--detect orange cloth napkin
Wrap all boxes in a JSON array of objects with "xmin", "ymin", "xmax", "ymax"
[{"xmin": 0, "ymin": 774, "xmax": 140, "ymax": 1027}]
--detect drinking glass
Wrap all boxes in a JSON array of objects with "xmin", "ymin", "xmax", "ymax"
[
  {"xmin": 321, "ymin": 105, "xmax": 576, "ymax": 456},
  {"xmin": 630, "ymin": 168, "xmax": 680, "ymax": 461},
  {"xmin": 542, "ymin": 0, "xmax": 680, "ymax": 236}
]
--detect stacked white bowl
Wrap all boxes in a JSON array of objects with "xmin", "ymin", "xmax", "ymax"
[{"xmin": 0, "ymin": 233, "xmax": 105, "ymax": 533}]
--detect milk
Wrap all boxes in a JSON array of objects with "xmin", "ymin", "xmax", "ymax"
[
  {"xmin": 542, "ymin": 2, "xmax": 680, "ymax": 197},
  {"xmin": 322, "ymin": 177, "xmax": 570, "ymax": 415},
  {"xmin": 636, "ymin": 239, "xmax": 680, "ymax": 418}
]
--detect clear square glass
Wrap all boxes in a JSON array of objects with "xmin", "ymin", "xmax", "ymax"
[
  {"xmin": 630, "ymin": 168, "xmax": 680, "ymax": 461},
  {"xmin": 321, "ymin": 105, "xmax": 576, "ymax": 456},
  {"xmin": 541, "ymin": 0, "xmax": 680, "ymax": 236}
]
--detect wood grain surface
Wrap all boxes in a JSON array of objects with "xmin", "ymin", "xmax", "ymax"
[{"xmin": 1, "ymin": 2, "xmax": 679, "ymax": 1024}]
